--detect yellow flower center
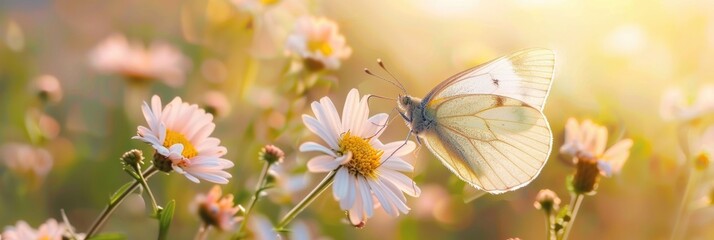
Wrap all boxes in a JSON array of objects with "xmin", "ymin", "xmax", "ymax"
[
  {"xmin": 339, "ymin": 132, "xmax": 383, "ymax": 178},
  {"xmin": 38, "ymin": 236, "xmax": 49, "ymax": 240},
  {"xmin": 308, "ymin": 40, "xmax": 333, "ymax": 56},
  {"xmin": 260, "ymin": 0, "xmax": 281, "ymax": 5},
  {"xmin": 163, "ymin": 129, "xmax": 198, "ymax": 159}
]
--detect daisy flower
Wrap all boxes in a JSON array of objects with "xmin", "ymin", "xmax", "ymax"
[
  {"xmin": 2, "ymin": 218, "xmax": 65, "ymax": 240},
  {"xmin": 286, "ymin": 16, "xmax": 352, "ymax": 71},
  {"xmin": 133, "ymin": 95, "xmax": 233, "ymax": 184},
  {"xmin": 300, "ymin": 89, "xmax": 420, "ymax": 225},
  {"xmin": 89, "ymin": 34, "xmax": 190, "ymax": 87},
  {"xmin": 560, "ymin": 118, "xmax": 634, "ymax": 177},
  {"xmin": 660, "ymin": 86, "xmax": 714, "ymax": 121},
  {"xmin": 194, "ymin": 185, "xmax": 243, "ymax": 231}
]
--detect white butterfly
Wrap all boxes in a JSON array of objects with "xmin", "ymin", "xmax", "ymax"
[{"xmin": 395, "ymin": 48, "xmax": 555, "ymax": 194}]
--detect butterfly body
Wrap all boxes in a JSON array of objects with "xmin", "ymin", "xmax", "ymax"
[{"xmin": 396, "ymin": 49, "xmax": 556, "ymax": 194}]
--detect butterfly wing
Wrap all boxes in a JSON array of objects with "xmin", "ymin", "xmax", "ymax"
[
  {"xmin": 420, "ymin": 94, "xmax": 552, "ymax": 193},
  {"xmin": 423, "ymin": 48, "xmax": 555, "ymax": 111}
]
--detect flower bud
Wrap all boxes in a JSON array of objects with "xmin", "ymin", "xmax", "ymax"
[
  {"xmin": 533, "ymin": 189, "xmax": 561, "ymax": 213},
  {"xmin": 121, "ymin": 149, "xmax": 144, "ymax": 166},
  {"xmin": 259, "ymin": 145, "xmax": 284, "ymax": 165}
]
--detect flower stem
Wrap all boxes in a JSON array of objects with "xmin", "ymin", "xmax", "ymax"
[
  {"xmin": 276, "ymin": 170, "xmax": 336, "ymax": 230},
  {"xmin": 85, "ymin": 167, "xmax": 159, "ymax": 238},
  {"xmin": 134, "ymin": 163, "xmax": 160, "ymax": 215},
  {"xmin": 237, "ymin": 161, "xmax": 272, "ymax": 235},
  {"xmin": 194, "ymin": 223, "xmax": 210, "ymax": 240},
  {"xmin": 545, "ymin": 211, "xmax": 553, "ymax": 240},
  {"xmin": 562, "ymin": 194, "xmax": 584, "ymax": 240},
  {"xmin": 671, "ymin": 169, "xmax": 699, "ymax": 240}
]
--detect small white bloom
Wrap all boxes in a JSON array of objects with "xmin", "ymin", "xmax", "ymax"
[
  {"xmin": 300, "ymin": 89, "xmax": 420, "ymax": 225},
  {"xmin": 560, "ymin": 118, "xmax": 633, "ymax": 177},
  {"xmin": 660, "ymin": 86, "xmax": 714, "ymax": 121},
  {"xmin": 286, "ymin": 16, "xmax": 352, "ymax": 71},
  {"xmin": 89, "ymin": 34, "xmax": 190, "ymax": 87},
  {"xmin": 133, "ymin": 95, "xmax": 234, "ymax": 184},
  {"xmin": 2, "ymin": 218, "xmax": 65, "ymax": 240}
]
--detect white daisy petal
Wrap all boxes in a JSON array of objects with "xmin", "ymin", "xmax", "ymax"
[{"xmin": 299, "ymin": 141, "xmax": 337, "ymax": 157}]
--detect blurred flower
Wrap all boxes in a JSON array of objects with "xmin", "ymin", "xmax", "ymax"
[
  {"xmin": 1, "ymin": 218, "xmax": 65, "ymax": 240},
  {"xmin": 89, "ymin": 34, "xmax": 190, "ymax": 87},
  {"xmin": 692, "ymin": 126, "xmax": 714, "ymax": 171},
  {"xmin": 202, "ymin": 90, "xmax": 231, "ymax": 119},
  {"xmin": 561, "ymin": 118, "xmax": 633, "ymax": 194},
  {"xmin": 300, "ymin": 89, "xmax": 420, "ymax": 225},
  {"xmin": 32, "ymin": 75, "xmax": 62, "ymax": 104},
  {"xmin": 232, "ymin": 0, "xmax": 307, "ymax": 58},
  {"xmin": 194, "ymin": 185, "xmax": 244, "ymax": 231},
  {"xmin": 534, "ymin": 189, "xmax": 561, "ymax": 213},
  {"xmin": 560, "ymin": 118, "xmax": 634, "ymax": 177},
  {"xmin": 660, "ymin": 86, "xmax": 714, "ymax": 121},
  {"xmin": 0, "ymin": 143, "xmax": 53, "ymax": 184},
  {"xmin": 133, "ymin": 95, "xmax": 233, "ymax": 184},
  {"xmin": 412, "ymin": 184, "xmax": 453, "ymax": 224},
  {"xmin": 286, "ymin": 16, "xmax": 352, "ymax": 71}
]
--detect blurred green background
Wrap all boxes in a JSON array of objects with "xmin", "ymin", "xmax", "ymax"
[{"xmin": 1, "ymin": 0, "xmax": 714, "ymax": 239}]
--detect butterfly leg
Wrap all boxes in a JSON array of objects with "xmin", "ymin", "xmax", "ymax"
[
  {"xmin": 366, "ymin": 107, "xmax": 400, "ymax": 140},
  {"xmin": 378, "ymin": 130, "xmax": 413, "ymax": 167}
]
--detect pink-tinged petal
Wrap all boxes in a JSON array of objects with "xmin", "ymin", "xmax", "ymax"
[
  {"xmin": 342, "ymin": 89, "xmax": 359, "ymax": 133},
  {"xmin": 196, "ymin": 137, "xmax": 221, "ymax": 151},
  {"xmin": 377, "ymin": 178, "xmax": 410, "ymax": 214},
  {"xmin": 379, "ymin": 169, "xmax": 421, "ymax": 197},
  {"xmin": 151, "ymin": 95, "xmax": 163, "ymax": 119},
  {"xmin": 172, "ymin": 164, "xmax": 186, "ymax": 174},
  {"xmin": 299, "ymin": 142, "xmax": 336, "ymax": 157},
  {"xmin": 380, "ymin": 157, "xmax": 414, "ymax": 172},
  {"xmin": 302, "ymin": 115, "xmax": 338, "ymax": 148},
  {"xmin": 190, "ymin": 171, "xmax": 229, "ymax": 184},
  {"xmin": 340, "ymin": 173, "xmax": 357, "ymax": 210},
  {"xmin": 601, "ymin": 139, "xmax": 633, "ymax": 175},
  {"xmin": 363, "ymin": 113, "xmax": 389, "ymax": 139},
  {"xmin": 378, "ymin": 141, "xmax": 416, "ymax": 158},
  {"xmin": 316, "ymin": 97, "xmax": 343, "ymax": 137},
  {"xmin": 367, "ymin": 179, "xmax": 396, "ymax": 216},
  {"xmin": 380, "ymin": 176, "xmax": 407, "ymax": 202},
  {"xmin": 357, "ymin": 177, "xmax": 374, "ymax": 217},
  {"xmin": 593, "ymin": 126, "xmax": 608, "ymax": 156},
  {"xmin": 182, "ymin": 172, "xmax": 201, "ymax": 183},
  {"xmin": 307, "ymin": 155, "xmax": 340, "ymax": 172},
  {"xmin": 333, "ymin": 167, "xmax": 349, "ymax": 200}
]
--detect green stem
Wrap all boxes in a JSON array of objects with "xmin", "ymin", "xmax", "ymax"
[
  {"xmin": 85, "ymin": 167, "xmax": 159, "ymax": 238},
  {"xmin": 276, "ymin": 170, "xmax": 336, "ymax": 230},
  {"xmin": 562, "ymin": 194, "xmax": 584, "ymax": 240},
  {"xmin": 237, "ymin": 162, "xmax": 272, "ymax": 234},
  {"xmin": 671, "ymin": 169, "xmax": 699, "ymax": 240},
  {"xmin": 134, "ymin": 163, "xmax": 160, "ymax": 215},
  {"xmin": 545, "ymin": 211, "xmax": 553, "ymax": 240},
  {"xmin": 195, "ymin": 223, "xmax": 210, "ymax": 240}
]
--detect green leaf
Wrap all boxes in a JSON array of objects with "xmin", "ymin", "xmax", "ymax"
[
  {"xmin": 109, "ymin": 182, "xmax": 134, "ymax": 204},
  {"xmin": 123, "ymin": 167, "xmax": 142, "ymax": 181},
  {"xmin": 158, "ymin": 200, "xmax": 176, "ymax": 240},
  {"xmin": 89, "ymin": 233, "xmax": 126, "ymax": 240}
]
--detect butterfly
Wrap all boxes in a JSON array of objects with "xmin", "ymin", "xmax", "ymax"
[{"xmin": 394, "ymin": 48, "xmax": 555, "ymax": 194}]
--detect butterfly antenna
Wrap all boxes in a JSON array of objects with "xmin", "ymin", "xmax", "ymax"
[
  {"xmin": 364, "ymin": 68, "xmax": 404, "ymax": 92},
  {"xmin": 377, "ymin": 59, "xmax": 407, "ymax": 94}
]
